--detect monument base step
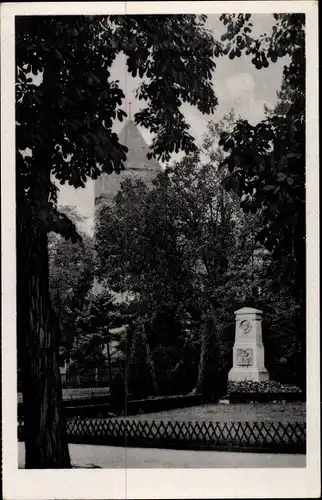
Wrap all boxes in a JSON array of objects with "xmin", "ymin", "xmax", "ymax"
[{"xmin": 228, "ymin": 368, "xmax": 269, "ymax": 382}]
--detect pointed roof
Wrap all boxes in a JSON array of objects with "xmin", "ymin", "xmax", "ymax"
[
  {"xmin": 118, "ymin": 119, "xmax": 161, "ymax": 173},
  {"xmin": 94, "ymin": 120, "xmax": 161, "ymax": 203}
]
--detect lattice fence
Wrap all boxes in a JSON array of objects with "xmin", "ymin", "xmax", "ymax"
[{"xmin": 17, "ymin": 416, "xmax": 306, "ymax": 454}]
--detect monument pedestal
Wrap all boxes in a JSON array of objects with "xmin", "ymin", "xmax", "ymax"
[{"xmin": 228, "ymin": 307, "xmax": 269, "ymax": 382}]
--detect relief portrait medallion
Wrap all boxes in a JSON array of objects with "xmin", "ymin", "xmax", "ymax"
[{"xmin": 239, "ymin": 319, "xmax": 252, "ymax": 334}]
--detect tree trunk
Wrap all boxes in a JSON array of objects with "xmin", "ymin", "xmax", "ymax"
[{"xmin": 17, "ymin": 199, "xmax": 71, "ymax": 468}]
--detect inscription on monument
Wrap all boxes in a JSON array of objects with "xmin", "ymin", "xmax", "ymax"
[{"xmin": 236, "ymin": 348, "xmax": 253, "ymax": 366}]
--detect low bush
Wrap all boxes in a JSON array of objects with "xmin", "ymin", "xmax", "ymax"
[{"xmin": 228, "ymin": 380, "xmax": 302, "ymax": 395}]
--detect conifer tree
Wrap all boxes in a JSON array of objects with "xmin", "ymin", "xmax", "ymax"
[
  {"xmin": 194, "ymin": 307, "xmax": 224, "ymax": 399},
  {"xmin": 127, "ymin": 320, "xmax": 158, "ymax": 399}
]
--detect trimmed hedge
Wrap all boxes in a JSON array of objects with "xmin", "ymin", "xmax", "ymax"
[
  {"xmin": 228, "ymin": 380, "xmax": 304, "ymax": 403},
  {"xmin": 121, "ymin": 393, "xmax": 205, "ymax": 415},
  {"xmin": 18, "ymin": 393, "xmax": 205, "ymax": 419}
]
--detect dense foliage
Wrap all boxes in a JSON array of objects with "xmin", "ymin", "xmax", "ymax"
[
  {"xmin": 48, "ymin": 206, "xmax": 95, "ymax": 358},
  {"xmin": 127, "ymin": 320, "xmax": 158, "ymax": 399},
  {"xmin": 16, "ymin": 13, "xmax": 306, "ymax": 468},
  {"xmin": 17, "ymin": 15, "xmax": 218, "ymax": 205},
  {"xmin": 70, "ymin": 289, "xmax": 123, "ymax": 374},
  {"xmin": 218, "ymin": 13, "xmax": 306, "ymax": 388},
  {"xmin": 16, "ymin": 14, "xmax": 218, "ymax": 467},
  {"xmin": 228, "ymin": 380, "xmax": 303, "ymax": 395},
  {"xmin": 95, "ymin": 112, "xmax": 268, "ymax": 397}
]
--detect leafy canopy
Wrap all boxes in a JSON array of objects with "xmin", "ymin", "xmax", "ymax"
[
  {"xmin": 16, "ymin": 15, "xmax": 219, "ymax": 210},
  {"xmin": 94, "ymin": 112, "xmax": 266, "ymax": 385},
  {"xmin": 216, "ymin": 14, "xmax": 306, "ymax": 386},
  {"xmin": 217, "ymin": 14, "xmax": 305, "ymax": 279}
]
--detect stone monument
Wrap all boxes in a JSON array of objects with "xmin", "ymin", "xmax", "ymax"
[{"xmin": 228, "ymin": 307, "xmax": 269, "ymax": 382}]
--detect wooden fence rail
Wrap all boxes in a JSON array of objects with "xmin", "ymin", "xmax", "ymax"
[{"xmin": 18, "ymin": 417, "xmax": 306, "ymax": 454}]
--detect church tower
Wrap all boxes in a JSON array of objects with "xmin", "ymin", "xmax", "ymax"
[{"xmin": 94, "ymin": 119, "xmax": 161, "ymax": 206}]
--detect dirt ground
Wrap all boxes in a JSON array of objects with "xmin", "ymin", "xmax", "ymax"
[{"xmin": 18, "ymin": 442, "xmax": 305, "ymax": 469}]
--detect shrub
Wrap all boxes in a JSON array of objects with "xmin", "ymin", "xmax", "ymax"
[{"xmin": 228, "ymin": 380, "xmax": 303, "ymax": 395}]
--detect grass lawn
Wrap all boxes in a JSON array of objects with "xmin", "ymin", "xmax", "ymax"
[{"xmin": 118, "ymin": 402, "xmax": 306, "ymax": 423}]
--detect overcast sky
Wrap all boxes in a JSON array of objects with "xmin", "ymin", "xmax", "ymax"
[{"xmin": 57, "ymin": 14, "xmax": 287, "ymax": 233}]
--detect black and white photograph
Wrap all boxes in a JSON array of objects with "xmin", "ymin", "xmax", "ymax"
[{"xmin": 1, "ymin": 1, "xmax": 319, "ymax": 498}]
